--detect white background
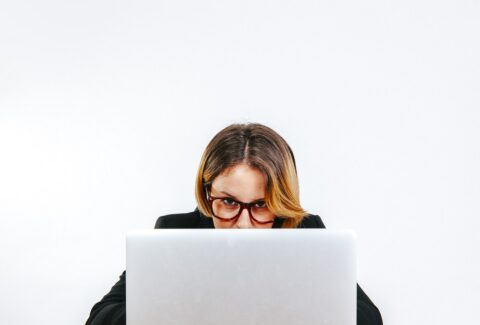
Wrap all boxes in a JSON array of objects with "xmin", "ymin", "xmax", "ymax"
[{"xmin": 1, "ymin": 1, "xmax": 479, "ymax": 324}]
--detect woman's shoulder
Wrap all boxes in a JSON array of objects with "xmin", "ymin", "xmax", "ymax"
[
  {"xmin": 297, "ymin": 214, "xmax": 326, "ymax": 228},
  {"xmin": 154, "ymin": 208, "xmax": 214, "ymax": 229}
]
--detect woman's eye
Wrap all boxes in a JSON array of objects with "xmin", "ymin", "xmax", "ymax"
[
  {"xmin": 254, "ymin": 201, "xmax": 266, "ymax": 208},
  {"xmin": 223, "ymin": 198, "xmax": 238, "ymax": 206}
]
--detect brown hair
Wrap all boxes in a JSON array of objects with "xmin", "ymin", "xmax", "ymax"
[{"xmin": 195, "ymin": 123, "xmax": 308, "ymax": 228}]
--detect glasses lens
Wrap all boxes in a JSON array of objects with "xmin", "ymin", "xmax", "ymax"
[
  {"xmin": 212, "ymin": 198, "xmax": 241, "ymax": 219},
  {"xmin": 251, "ymin": 204, "xmax": 274, "ymax": 222}
]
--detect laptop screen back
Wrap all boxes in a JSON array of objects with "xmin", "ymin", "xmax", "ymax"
[{"xmin": 126, "ymin": 229, "xmax": 356, "ymax": 325}]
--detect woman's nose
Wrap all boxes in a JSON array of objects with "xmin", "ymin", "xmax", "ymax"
[{"xmin": 235, "ymin": 208, "xmax": 253, "ymax": 228}]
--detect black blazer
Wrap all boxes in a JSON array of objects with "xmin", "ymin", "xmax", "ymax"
[{"xmin": 86, "ymin": 208, "xmax": 383, "ymax": 325}]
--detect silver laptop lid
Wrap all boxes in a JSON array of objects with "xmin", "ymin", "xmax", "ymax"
[{"xmin": 127, "ymin": 229, "xmax": 356, "ymax": 325}]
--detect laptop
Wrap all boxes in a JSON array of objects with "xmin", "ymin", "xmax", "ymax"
[{"xmin": 126, "ymin": 229, "xmax": 357, "ymax": 325}]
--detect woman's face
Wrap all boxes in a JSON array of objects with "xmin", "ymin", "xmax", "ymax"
[{"xmin": 210, "ymin": 163, "xmax": 275, "ymax": 229}]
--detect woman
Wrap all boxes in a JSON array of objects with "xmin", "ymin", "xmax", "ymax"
[{"xmin": 86, "ymin": 123, "xmax": 383, "ymax": 325}]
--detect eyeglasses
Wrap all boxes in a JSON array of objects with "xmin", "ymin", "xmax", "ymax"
[{"xmin": 205, "ymin": 186, "xmax": 274, "ymax": 225}]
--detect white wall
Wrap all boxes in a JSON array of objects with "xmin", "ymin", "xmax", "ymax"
[{"xmin": 1, "ymin": 1, "xmax": 479, "ymax": 324}]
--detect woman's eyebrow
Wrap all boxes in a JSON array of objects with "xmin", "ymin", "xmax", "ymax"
[
  {"xmin": 218, "ymin": 190, "xmax": 264, "ymax": 202},
  {"xmin": 218, "ymin": 190, "xmax": 238, "ymax": 199}
]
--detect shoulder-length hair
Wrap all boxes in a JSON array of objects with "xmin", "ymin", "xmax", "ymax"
[{"xmin": 195, "ymin": 123, "xmax": 308, "ymax": 228}]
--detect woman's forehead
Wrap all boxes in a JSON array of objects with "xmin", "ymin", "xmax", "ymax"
[{"xmin": 212, "ymin": 164, "xmax": 266, "ymax": 200}]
